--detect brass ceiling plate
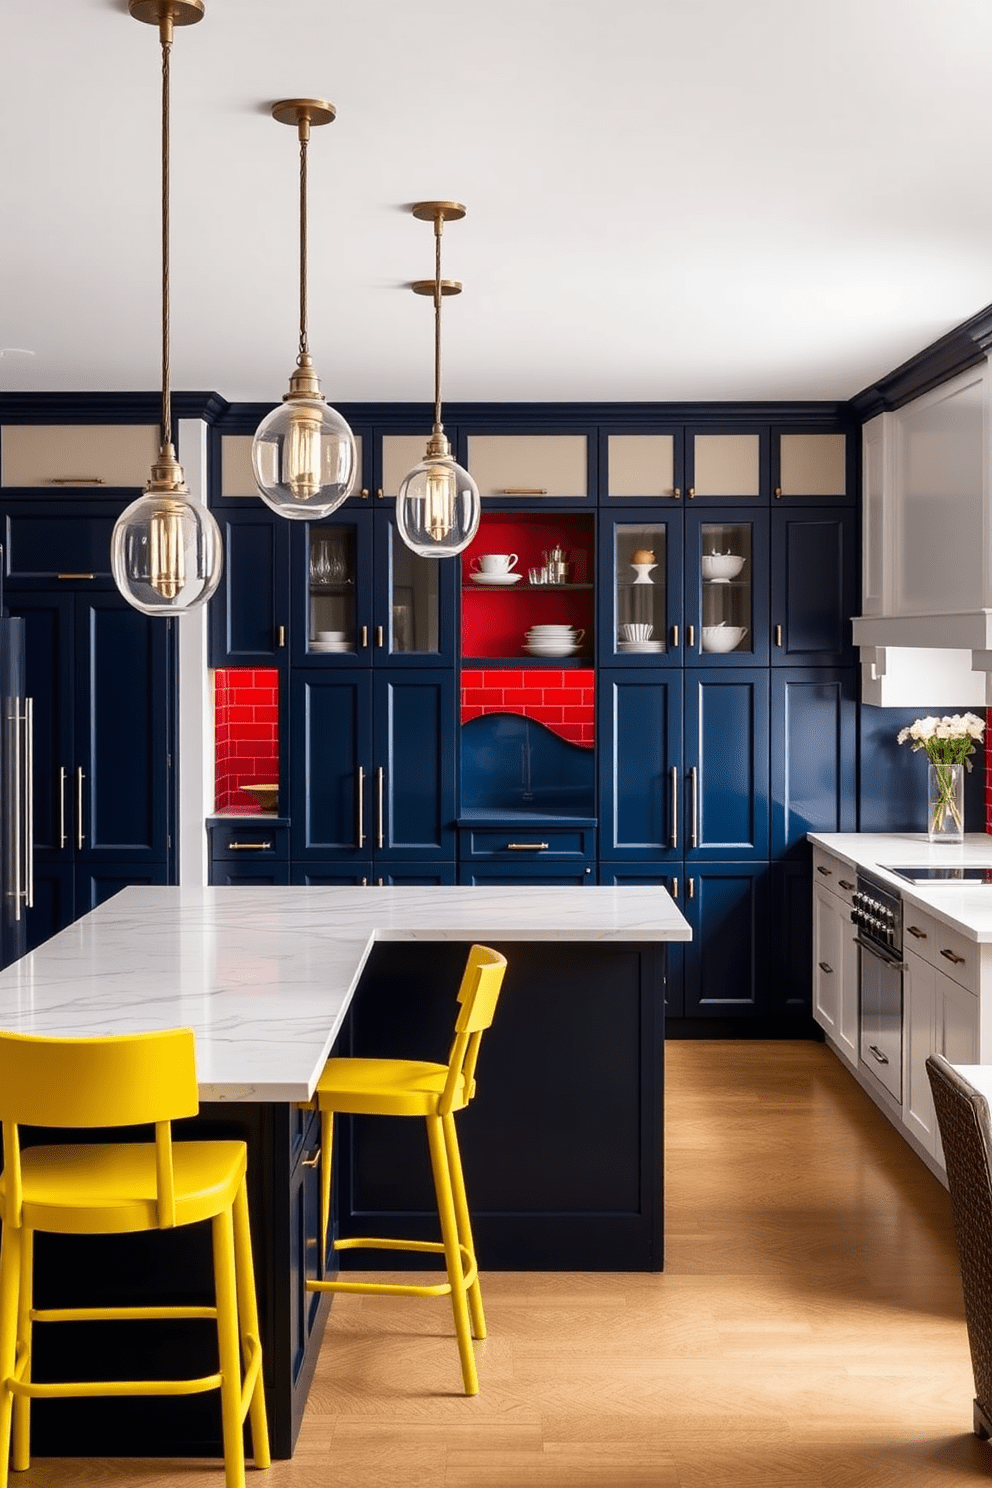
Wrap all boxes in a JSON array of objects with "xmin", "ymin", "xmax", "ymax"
[
  {"xmin": 270, "ymin": 98, "xmax": 337, "ymax": 128},
  {"xmin": 411, "ymin": 279, "xmax": 462, "ymax": 297},
  {"xmin": 128, "ymin": 0, "xmax": 205, "ymax": 25},
  {"xmin": 411, "ymin": 201, "xmax": 466, "ymax": 223}
]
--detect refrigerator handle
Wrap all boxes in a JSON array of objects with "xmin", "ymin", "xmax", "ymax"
[
  {"xmin": 24, "ymin": 700, "xmax": 33, "ymax": 910},
  {"xmin": 76, "ymin": 766, "xmax": 85, "ymax": 851},
  {"xmin": 10, "ymin": 701, "xmax": 21, "ymax": 922},
  {"xmin": 59, "ymin": 766, "xmax": 67, "ymax": 850}
]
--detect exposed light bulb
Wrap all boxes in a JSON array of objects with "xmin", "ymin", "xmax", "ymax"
[
  {"xmin": 396, "ymin": 435, "xmax": 480, "ymax": 558},
  {"xmin": 111, "ymin": 460, "xmax": 222, "ymax": 617},
  {"xmin": 252, "ymin": 359, "xmax": 356, "ymax": 519}
]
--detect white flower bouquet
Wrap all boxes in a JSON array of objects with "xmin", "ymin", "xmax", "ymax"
[{"xmin": 897, "ymin": 712, "xmax": 986, "ymax": 837}]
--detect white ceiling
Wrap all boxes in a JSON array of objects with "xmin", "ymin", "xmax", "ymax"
[{"xmin": 4, "ymin": 0, "xmax": 992, "ymax": 407}]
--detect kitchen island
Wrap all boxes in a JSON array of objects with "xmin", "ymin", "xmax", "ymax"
[{"xmin": 0, "ymin": 883, "xmax": 689, "ymax": 1458}]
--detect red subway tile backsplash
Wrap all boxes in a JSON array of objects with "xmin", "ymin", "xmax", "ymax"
[
  {"xmin": 214, "ymin": 668, "xmax": 280, "ymax": 811},
  {"xmin": 460, "ymin": 668, "xmax": 595, "ymax": 749}
]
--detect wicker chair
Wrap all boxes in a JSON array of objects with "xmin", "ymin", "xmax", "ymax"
[{"xmin": 926, "ymin": 1052, "xmax": 992, "ymax": 1440}]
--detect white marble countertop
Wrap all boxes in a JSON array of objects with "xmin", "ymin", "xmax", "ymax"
[
  {"xmin": 809, "ymin": 832, "xmax": 992, "ymax": 942},
  {"xmin": 0, "ymin": 885, "xmax": 690, "ymax": 1103}
]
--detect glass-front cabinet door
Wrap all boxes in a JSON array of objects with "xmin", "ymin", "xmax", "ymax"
[
  {"xmin": 598, "ymin": 511, "xmax": 682, "ymax": 666},
  {"xmin": 373, "ymin": 511, "xmax": 456, "ymax": 667},
  {"xmin": 685, "ymin": 509, "xmax": 769, "ymax": 665}
]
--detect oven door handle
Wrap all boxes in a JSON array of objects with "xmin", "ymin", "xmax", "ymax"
[{"xmin": 855, "ymin": 935, "xmax": 907, "ymax": 973}]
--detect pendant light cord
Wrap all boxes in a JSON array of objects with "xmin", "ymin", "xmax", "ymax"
[
  {"xmin": 160, "ymin": 26, "xmax": 173, "ymax": 450},
  {"xmin": 299, "ymin": 126, "xmax": 309, "ymax": 361},
  {"xmin": 433, "ymin": 213, "xmax": 443, "ymax": 434}
]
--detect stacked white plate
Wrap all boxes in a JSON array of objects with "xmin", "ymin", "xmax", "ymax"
[
  {"xmin": 471, "ymin": 572, "xmax": 522, "ymax": 585},
  {"xmin": 311, "ymin": 638, "xmax": 352, "ymax": 652},
  {"xmin": 617, "ymin": 639, "xmax": 664, "ymax": 653},
  {"xmin": 524, "ymin": 624, "xmax": 582, "ymax": 658}
]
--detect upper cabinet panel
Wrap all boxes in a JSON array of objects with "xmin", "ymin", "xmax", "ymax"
[
  {"xmin": 378, "ymin": 434, "xmax": 433, "ymax": 501},
  {"xmin": 467, "ymin": 434, "xmax": 590, "ymax": 501},
  {"xmin": 220, "ymin": 432, "xmax": 365, "ymax": 502},
  {"xmin": 1, "ymin": 425, "xmax": 159, "ymax": 489},
  {"xmin": 774, "ymin": 432, "xmax": 848, "ymax": 500},
  {"xmin": 686, "ymin": 431, "xmax": 765, "ymax": 502},
  {"xmin": 606, "ymin": 434, "xmax": 681, "ymax": 501}
]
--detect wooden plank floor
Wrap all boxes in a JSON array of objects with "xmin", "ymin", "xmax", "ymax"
[{"xmin": 15, "ymin": 1041, "xmax": 991, "ymax": 1486}]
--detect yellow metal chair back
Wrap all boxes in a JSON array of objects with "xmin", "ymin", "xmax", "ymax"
[{"xmin": 0, "ymin": 1028, "xmax": 199, "ymax": 1233}]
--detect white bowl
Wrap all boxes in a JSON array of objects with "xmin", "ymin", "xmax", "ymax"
[
  {"xmin": 701, "ymin": 625, "xmax": 747, "ymax": 653},
  {"xmin": 526, "ymin": 624, "xmax": 575, "ymax": 634},
  {"xmin": 524, "ymin": 642, "xmax": 579, "ymax": 657},
  {"xmin": 700, "ymin": 553, "xmax": 744, "ymax": 581},
  {"xmin": 619, "ymin": 623, "xmax": 653, "ymax": 641}
]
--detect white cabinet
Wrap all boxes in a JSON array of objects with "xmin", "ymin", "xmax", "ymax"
[
  {"xmin": 811, "ymin": 851, "xmax": 857, "ymax": 1067},
  {"xmin": 903, "ymin": 944, "xmax": 978, "ymax": 1163}
]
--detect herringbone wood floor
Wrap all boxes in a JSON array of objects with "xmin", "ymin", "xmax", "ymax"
[{"xmin": 13, "ymin": 1042, "xmax": 991, "ymax": 1486}]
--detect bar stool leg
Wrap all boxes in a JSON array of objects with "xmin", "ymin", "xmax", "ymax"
[
  {"xmin": 232, "ymin": 1178, "xmax": 270, "ymax": 1470},
  {"xmin": 426, "ymin": 1114, "xmax": 478, "ymax": 1396},
  {"xmin": 11, "ymin": 1231, "xmax": 32, "ymax": 1471},
  {"xmin": 213, "ymin": 1207, "xmax": 247, "ymax": 1488},
  {"xmin": 319, "ymin": 1108, "xmax": 334, "ymax": 1259},
  {"xmin": 442, "ymin": 1112, "xmax": 486, "ymax": 1341},
  {"xmin": 0, "ymin": 1223, "xmax": 23, "ymax": 1488}
]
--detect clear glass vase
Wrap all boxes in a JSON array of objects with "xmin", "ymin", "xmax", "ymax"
[{"xmin": 928, "ymin": 761, "xmax": 964, "ymax": 843}]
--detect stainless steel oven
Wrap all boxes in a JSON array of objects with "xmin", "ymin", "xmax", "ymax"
[{"xmin": 851, "ymin": 870, "xmax": 904, "ymax": 1104}]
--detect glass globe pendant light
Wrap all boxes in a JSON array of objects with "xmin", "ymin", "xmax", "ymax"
[
  {"xmin": 396, "ymin": 202, "xmax": 480, "ymax": 558},
  {"xmin": 251, "ymin": 100, "xmax": 356, "ymax": 519},
  {"xmin": 111, "ymin": 0, "xmax": 222, "ymax": 617}
]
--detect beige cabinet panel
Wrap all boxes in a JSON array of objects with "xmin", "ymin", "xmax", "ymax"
[
  {"xmin": 380, "ymin": 435, "xmax": 429, "ymax": 499},
  {"xmin": 607, "ymin": 435, "xmax": 676, "ymax": 499},
  {"xmin": 221, "ymin": 431, "xmax": 364, "ymax": 499},
  {"xmin": 778, "ymin": 433, "xmax": 847, "ymax": 497},
  {"xmin": 1, "ymin": 424, "xmax": 159, "ymax": 488},
  {"xmin": 467, "ymin": 435, "xmax": 587, "ymax": 498},
  {"xmin": 691, "ymin": 434, "xmax": 760, "ymax": 498}
]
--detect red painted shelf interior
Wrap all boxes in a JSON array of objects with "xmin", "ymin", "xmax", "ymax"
[
  {"xmin": 215, "ymin": 668, "xmax": 280, "ymax": 811},
  {"xmin": 461, "ymin": 513, "xmax": 595, "ymax": 660}
]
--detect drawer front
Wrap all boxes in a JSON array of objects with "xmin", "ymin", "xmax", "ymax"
[
  {"xmin": 459, "ymin": 826, "xmax": 596, "ymax": 860},
  {"xmin": 930, "ymin": 918, "xmax": 979, "ymax": 994},
  {"xmin": 209, "ymin": 821, "xmax": 289, "ymax": 861},
  {"xmin": 811, "ymin": 848, "xmax": 855, "ymax": 906}
]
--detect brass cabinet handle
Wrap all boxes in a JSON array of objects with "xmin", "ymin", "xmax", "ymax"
[
  {"xmin": 687, "ymin": 487, "xmax": 695, "ymax": 499},
  {"xmin": 360, "ymin": 487, "xmax": 369, "ymax": 500},
  {"xmin": 357, "ymin": 765, "xmax": 366, "ymax": 849},
  {"xmin": 9, "ymin": 704, "xmax": 21, "ymax": 919},
  {"xmin": 818, "ymin": 961, "xmax": 834, "ymax": 974},
  {"xmin": 376, "ymin": 624, "xmax": 384, "ymax": 648},
  {"xmin": 687, "ymin": 624, "xmax": 695, "ymax": 648},
  {"xmin": 361, "ymin": 876, "xmax": 368, "ymax": 886},
  {"xmin": 376, "ymin": 487, "xmax": 384, "ymax": 500},
  {"xmin": 57, "ymin": 573, "xmax": 96, "ymax": 581},
  {"xmin": 816, "ymin": 864, "xmax": 832, "ymax": 876},
  {"xmin": 376, "ymin": 766, "xmax": 384, "ymax": 849},
  {"xmin": 49, "ymin": 477, "xmax": 104, "ymax": 485},
  {"xmin": 671, "ymin": 877, "xmax": 679, "ymax": 899},
  {"xmin": 671, "ymin": 624, "xmax": 679, "ymax": 648},
  {"xmin": 689, "ymin": 766, "xmax": 698, "ymax": 848},
  {"xmin": 775, "ymin": 624, "xmax": 783, "ymax": 647},
  {"xmin": 670, "ymin": 766, "xmax": 678, "ymax": 849},
  {"xmin": 687, "ymin": 877, "xmax": 695, "ymax": 899},
  {"xmin": 301, "ymin": 1146, "xmax": 321, "ymax": 1169},
  {"xmin": 58, "ymin": 765, "xmax": 67, "ymax": 850},
  {"xmin": 673, "ymin": 487, "xmax": 681, "ymax": 498},
  {"xmin": 940, "ymin": 948, "xmax": 966, "ymax": 966},
  {"xmin": 361, "ymin": 625, "xmax": 368, "ymax": 648},
  {"xmin": 229, "ymin": 842, "xmax": 273, "ymax": 851},
  {"xmin": 276, "ymin": 624, "xmax": 286, "ymax": 648},
  {"xmin": 838, "ymin": 879, "xmax": 854, "ymax": 891},
  {"xmin": 498, "ymin": 488, "xmax": 547, "ymax": 495},
  {"xmin": 507, "ymin": 842, "xmax": 549, "ymax": 851},
  {"xmin": 23, "ymin": 701, "xmax": 32, "ymax": 909},
  {"xmin": 906, "ymin": 925, "xmax": 928, "ymax": 940},
  {"xmin": 76, "ymin": 766, "xmax": 84, "ymax": 851},
  {"xmin": 774, "ymin": 486, "xmax": 783, "ymax": 499}
]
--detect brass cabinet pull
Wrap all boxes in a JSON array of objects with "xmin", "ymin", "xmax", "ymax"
[
  {"xmin": 818, "ymin": 961, "xmax": 834, "ymax": 975},
  {"xmin": 775, "ymin": 624, "xmax": 783, "ymax": 647},
  {"xmin": 23, "ymin": 702, "xmax": 32, "ymax": 908},
  {"xmin": 669, "ymin": 766, "xmax": 678, "ymax": 849},
  {"xmin": 687, "ymin": 487, "xmax": 695, "ymax": 499},
  {"xmin": 507, "ymin": 842, "xmax": 549, "ymax": 851},
  {"xmin": 376, "ymin": 624, "xmax": 384, "ymax": 648},
  {"xmin": 673, "ymin": 487, "xmax": 681, "ymax": 498},
  {"xmin": 360, "ymin": 876, "xmax": 368, "ymax": 886},
  {"xmin": 229, "ymin": 842, "xmax": 273, "ymax": 851},
  {"xmin": 377, "ymin": 877, "xmax": 384, "ymax": 887},
  {"xmin": 498, "ymin": 488, "xmax": 547, "ymax": 495},
  {"xmin": 357, "ymin": 765, "xmax": 366, "ymax": 849},
  {"xmin": 671, "ymin": 624, "xmax": 679, "ymax": 649},
  {"xmin": 49, "ymin": 478, "xmax": 105, "ymax": 486},
  {"xmin": 58, "ymin": 765, "xmax": 67, "ymax": 850},
  {"xmin": 76, "ymin": 766, "xmax": 84, "ymax": 851},
  {"xmin": 276, "ymin": 624, "xmax": 286, "ymax": 648},
  {"xmin": 940, "ymin": 947, "xmax": 966, "ymax": 966},
  {"xmin": 687, "ymin": 877, "xmax": 695, "ymax": 899},
  {"xmin": 57, "ymin": 573, "xmax": 96, "ymax": 581},
  {"xmin": 671, "ymin": 878, "xmax": 679, "ymax": 900},
  {"xmin": 361, "ymin": 625, "xmax": 368, "ymax": 648},
  {"xmin": 376, "ymin": 487, "xmax": 384, "ymax": 500},
  {"xmin": 301, "ymin": 1146, "xmax": 321, "ymax": 1169},
  {"xmin": 9, "ymin": 705, "xmax": 21, "ymax": 919},
  {"xmin": 816, "ymin": 864, "xmax": 832, "ymax": 876},
  {"xmin": 687, "ymin": 624, "xmax": 695, "ymax": 648},
  {"xmin": 360, "ymin": 487, "xmax": 369, "ymax": 500},
  {"xmin": 906, "ymin": 925, "xmax": 928, "ymax": 940},
  {"xmin": 774, "ymin": 486, "xmax": 783, "ymax": 499},
  {"xmin": 689, "ymin": 766, "xmax": 698, "ymax": 848},
  {"xmin": 376, "ymin": 766, "xmax": 384, "ymax": 849},
  {"xmin": 838, "ymin": 879, "xmax": 854, "ymax": 891}
]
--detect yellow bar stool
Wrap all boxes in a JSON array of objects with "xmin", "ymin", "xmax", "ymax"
[
  {"xmin": 0, "ymin": 1027, "xmax": 270, "ymax": 1488},
  {"xmin": 307, "ymin": 943, "xmax": 507, "ymax": 1395}
]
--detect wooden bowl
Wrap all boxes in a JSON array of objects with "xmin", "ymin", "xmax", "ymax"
[{"xmin": 241, "ymin": 783, "xmax": 279, "ymax": 813}]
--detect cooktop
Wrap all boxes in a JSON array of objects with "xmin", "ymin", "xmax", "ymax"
[{"xmin": 883, "ymin": 865, "xmax": 992, "ymax": 886}]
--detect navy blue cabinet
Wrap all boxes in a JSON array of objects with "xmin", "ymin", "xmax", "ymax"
[
  {"xmin": 770, "ymin": 508, "xmax": 857, "ymax": 666},
  {"xmin": 6, "ymin": 589, "xmax": 175, "ymax": 949},
  {"xmin": 210, "ymin": 508, "xmax": 290, "ymax": 666},
  {"xmin": 290, "ymin": 669, "xmax": 455, "ymax": 873},
  {"xmin": 598, "ymin": 671, "xmax": 683, "ymax": 861},
  {"xmin": 681, "ymin": 863, "xmax": 771, "ymax": 1019},
  {"xmin": 684, "ymin": 669, "xmax": 770, "ymax": 861},
  {"xmin": 770, "ymin": 669, "xmax": 857, "ymax": 859}
]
